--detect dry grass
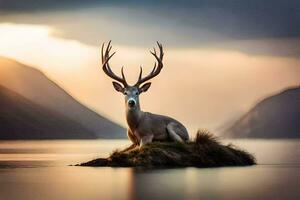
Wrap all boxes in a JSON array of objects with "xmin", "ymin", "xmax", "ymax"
[{"xmin": 195, "ymin": 129, "xmax": 219, "ymax": 144}]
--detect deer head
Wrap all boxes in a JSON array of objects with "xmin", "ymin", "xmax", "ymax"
[{"xmin": 101, "ymin": 41, "xmax": 164, "ymax": 110}]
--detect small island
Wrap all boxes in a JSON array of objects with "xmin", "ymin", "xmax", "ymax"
[{"xmin": 78, "ymin": 130, "xmax": 256, "ymax": 168}]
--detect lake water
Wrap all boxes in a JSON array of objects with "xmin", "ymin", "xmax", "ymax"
[{"xmin": 0, "ymin": 139, "xmax": 299, "ymax": 200}]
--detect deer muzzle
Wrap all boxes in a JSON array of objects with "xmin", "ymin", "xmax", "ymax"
[{"xmin": 127, "ymin": 98, "xmax": 136, "ymax": 108}]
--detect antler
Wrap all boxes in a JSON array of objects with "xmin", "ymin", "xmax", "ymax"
[
  {"xmin": 135, "ymin": 42, "xmax": 164, "ymax": 86},
  {"xmin": 101, "ymin": 40, "xmax": 128, "ymax": 87}
]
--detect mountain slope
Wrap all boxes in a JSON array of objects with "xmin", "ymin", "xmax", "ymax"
[
  {"xmin": 0, "ymin": 57, "xmax": 125, "ymax": 139},
  {"xmin": 0, "ymin": 85, "xmax": 96, "ymax": 139},
  {"xmin": 224, "ymin": 86, "xmax": 300, "ymax": 138}
]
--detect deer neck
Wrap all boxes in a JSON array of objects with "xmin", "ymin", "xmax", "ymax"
[{"xmin": 126, "ymin": 104, "xmax": 143, "ymax": 130}]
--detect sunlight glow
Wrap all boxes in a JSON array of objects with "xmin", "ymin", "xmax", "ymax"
[
  {"xmin": 0, "ymin": 23, "xmax": 299, "ymax": 135},
  {"xmin": 1, "ymin": 23, "xmax": 51, "ymax": 39},
  {"xmin": 0, "ymin": 23, "xmax": 53, "ymax": 61}
]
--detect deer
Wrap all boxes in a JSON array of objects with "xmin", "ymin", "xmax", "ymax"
[{"xmin": 101, "ymin": 41, "xmax": 189, "ymax": 149}]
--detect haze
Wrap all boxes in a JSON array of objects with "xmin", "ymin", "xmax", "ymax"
[{"xmin": 0, "ymin": 3, "xmax": 299, "ymax": 135}]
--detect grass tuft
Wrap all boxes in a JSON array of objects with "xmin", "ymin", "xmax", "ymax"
[{"xmin": 195, "ymin": 129, "xmax": 218, "ymax": 144}]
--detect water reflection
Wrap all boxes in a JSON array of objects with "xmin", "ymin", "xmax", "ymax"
[
  {"xmin": 0, "ymin": 139, "xmax": 299, "ymax": 200},
  {"xmin": 128, "ymin": 166, "xmax": 300, "ymax": 200}
]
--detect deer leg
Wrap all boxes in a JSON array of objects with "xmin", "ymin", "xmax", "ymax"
[
  {"xmin": 167, "ymin": 123, "xmax": 184, "ymax": 143},
  {"xmin": 127, "ymin": 129, "xmax": 138, "ymax": 145},
  {"xmin": 121, "ymin": 129, "xmax": 138, "ymax": 152},
  {"xmin": 139, "ymin": 135, "xmax": 153, "ymax": 148},
  {"xmin": 121, "ymin": 143, "xmax": 137, "ymax": 153}
]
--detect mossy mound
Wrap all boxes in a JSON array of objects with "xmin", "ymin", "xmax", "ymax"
[{"xmin": 78, "ymin": 130, "xmax": 256, "ymax": 168}]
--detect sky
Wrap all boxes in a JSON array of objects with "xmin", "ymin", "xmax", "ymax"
[{"xmin": 0, "ymin": 1, "xmax": 299, "ymax": 135}]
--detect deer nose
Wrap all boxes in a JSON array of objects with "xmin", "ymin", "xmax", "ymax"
[{"xmin": 128, "ymin": 99, "xmax": 136, "ymax": 107}]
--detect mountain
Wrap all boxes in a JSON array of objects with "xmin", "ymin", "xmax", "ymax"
[
  {"xmin": 0, "ymin": 85, "xmax": 95, "ymax": 139},
  {"xmin": 224, "ymin": 86, "xmax": 300, "ymax": 138},
  {"xmin": 0, "ymin": 57, "xmax": 125, "ymax": 139}
]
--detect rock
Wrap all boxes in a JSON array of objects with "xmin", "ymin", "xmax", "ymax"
[{"xmin": 78, "ymin": 130, "xmax": 256, "ymax": 168}]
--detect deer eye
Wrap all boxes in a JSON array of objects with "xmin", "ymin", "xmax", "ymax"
[
  {"xmin": 135, "ymin": 92, "xmax": 138, "ymax": 95},
  {"xmin": 124, "ymin": 92, "xmax": 128, "ymax": 95}
]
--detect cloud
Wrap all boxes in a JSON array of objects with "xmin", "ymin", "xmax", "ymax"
[
  {"xmin": 1, "ymin": 1, "xmax": 300, "ymax": 57},
  {"xmin": 1, "ymin": 0, "xmax": 300, "ymax": 39}
]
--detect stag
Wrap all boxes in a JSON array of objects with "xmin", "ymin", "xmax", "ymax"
[{"xmin": 101, "ymin": 41, "xmax": 189, "ymax": 148}]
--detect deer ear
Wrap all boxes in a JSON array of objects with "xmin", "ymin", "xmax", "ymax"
[
  {"xmin": 112, "ymin": 81, "xmax": 124, "ymax": 93},
  {"xmin": 139, "ymin": 82, "xmax": 151, "ymax": 93}
]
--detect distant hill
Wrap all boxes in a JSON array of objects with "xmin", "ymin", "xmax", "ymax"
[
  {"xmin": 224, "ymin": 86, "xmax": 300, "ymax": 138},
  {"xmin": 0, "ymin": 85, "xmax": 95, "ymax": 139},
  {"xmin": 0, "ymin": 57, "xmax": 125, "ymax": 139}
]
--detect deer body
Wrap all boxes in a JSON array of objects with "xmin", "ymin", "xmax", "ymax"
[
  {"xmin": 126, "ymin": 106, "xmax": 189, "ymax": 146},
  {"xmin": 101, "ymin": 41, "xmax": 189, "ymax": 147}
]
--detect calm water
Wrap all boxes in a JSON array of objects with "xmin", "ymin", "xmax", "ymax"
[{"xmin": 0, "ymin": 139, "xmax": 299, "ymax": 200}]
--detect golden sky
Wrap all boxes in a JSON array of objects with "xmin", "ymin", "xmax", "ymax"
[{"xmin": 0, "ymin": 23, "xmax": 299, "ymax": 134}]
